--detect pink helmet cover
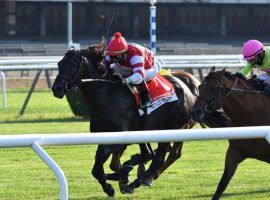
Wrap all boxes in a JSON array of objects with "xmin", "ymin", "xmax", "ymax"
[{"xmin": 242, "ymin": 39, "xmax": 264, "ymax": 60}]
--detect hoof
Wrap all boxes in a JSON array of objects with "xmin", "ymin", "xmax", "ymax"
[
  {"xmin": 142, "ymin": 177, "xmax": 153, "ymax": 186},
  {"xmin": 119, "ymin": 183, "xmax": 134, "ymax": 194},
  {"xmin": 104, "ymin": 183, "xmax": 115, "ymax": 197}
]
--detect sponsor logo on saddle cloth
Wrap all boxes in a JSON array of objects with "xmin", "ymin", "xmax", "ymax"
[{"xmin": 130, "ymin": 74, "xmax": 176, "ymax": 116}]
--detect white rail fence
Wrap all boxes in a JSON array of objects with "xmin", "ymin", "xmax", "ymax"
[
  {"xmin": 1, "ymin": 126, "xmax": 270, "ymax": 200},
  {"xmin": 0, "ymin": 55, "xmax": 247, "ymax": 109}
]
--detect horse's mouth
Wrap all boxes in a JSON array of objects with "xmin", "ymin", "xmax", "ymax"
[
  {"xmin": 52, "ymin": 87, "xmax": 65, "ymax": 99},
  {"xmin": 52, "ymin": 81, "xmax": 66, "ymax": 99}
]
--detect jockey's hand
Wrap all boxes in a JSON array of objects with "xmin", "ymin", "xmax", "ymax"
[
  {"xmin": 97, "ymin": 63, "xmax": 107, "ymax": 77},
  {"xmin": 118, "ymin": 78, "xmax": 129, "ymax": 85}
]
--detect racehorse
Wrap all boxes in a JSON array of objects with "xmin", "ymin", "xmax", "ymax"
[
  {"xmin": 191, "ymin": 67, "xmax": 270, "ymax": 200},
  {"xmin": 52, "ymin": 43, "xmax": 198, "ymax": 196}
]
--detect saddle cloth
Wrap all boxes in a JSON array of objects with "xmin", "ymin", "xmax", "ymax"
[{"xmin": 131, "ymin": 73, "xmax": 178, "ymax": 115}]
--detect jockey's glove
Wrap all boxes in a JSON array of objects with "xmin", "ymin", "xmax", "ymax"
[
  {"xmin": 97, "ymin": 63, "xmax": 107, "ymax": 78},
  {"xmin": 118, "ymin": 78, "xmax": 131, "ymax": 85}
]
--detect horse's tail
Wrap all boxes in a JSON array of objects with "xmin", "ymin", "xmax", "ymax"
[
  {"xmin": 202, "ymin": 110, "xmax": 232, "ymax": 128},
  {"xmin": 171, "ymin": 71, "xmax": 200, "ymax": 96}
]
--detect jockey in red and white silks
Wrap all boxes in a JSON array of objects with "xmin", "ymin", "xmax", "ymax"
[{"xmin": 99, "ymin": 32, "xmax": 161, "ymax": 107}]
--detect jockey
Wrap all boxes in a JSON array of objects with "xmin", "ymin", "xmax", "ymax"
[
  {"xmin": 99, "ymin": 32, "xmax": 161, "ymax": 108},
  {"xmin": 239, "ymin": 39, "xmax": 270, "ymax": 93}
]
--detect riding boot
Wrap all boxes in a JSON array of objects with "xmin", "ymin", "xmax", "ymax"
[
  {"xmin": 137, "ymin": 81, "xmax": 152, "ymax": 108},
  {"xmin": 263, "ymin": 85, "xmax": 270, "ymax": 95}
]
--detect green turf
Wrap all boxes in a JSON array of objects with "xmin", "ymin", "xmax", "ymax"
[{"xmin": 0, "ymin": 89, "xmax": 269, "ymax": 200}]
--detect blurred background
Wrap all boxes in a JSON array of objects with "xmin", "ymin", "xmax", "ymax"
[{"xmin": 1, "ymin": 0, "xmax": 270, "ymax": 56}]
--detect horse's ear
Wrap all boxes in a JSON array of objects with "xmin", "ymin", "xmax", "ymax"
[
  {"xmin": 68, "ymin": 47, "xmax": 75, "ymax": 51},
  {"xmin": 221, "ymin": 68, "xmax": 226, "ymax": 73},
  {"xmin": 210, "ymin": 66, "xmax": 215, "ymax": 73},
  {"xmin": 87, "ymin": 37, "xmax": 104, "ymax": 54}
]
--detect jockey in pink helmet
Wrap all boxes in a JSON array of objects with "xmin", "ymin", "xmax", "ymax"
[
  {"xmin": 99, "ymin": 32, "xmax": 161, "ymax": 108},
  {"xmin": 239, "ymin": 39, "xmax": 270, "ymax": 93}
]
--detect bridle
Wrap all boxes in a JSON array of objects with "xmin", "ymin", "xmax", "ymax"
[
  {"xmin": 197, "ymin": 75, "xmax": 226, "ymax": 113},
  {"xmin": 57, "ymin": 50, "xmax": 89, "ymax": 92},
  {"xmin": 56, "ymin": 50, "xmax": 121, "ymax": 92}
]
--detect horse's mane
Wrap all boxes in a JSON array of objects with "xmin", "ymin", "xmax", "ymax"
[
  {"xmin": 224, "ymin": 70, "xmax": 267, "ymax": 91},
  {"xmin": 81, "ymin": 39, "xmax": 105, "ymax": 63}
]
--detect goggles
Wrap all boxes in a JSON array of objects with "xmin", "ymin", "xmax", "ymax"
[{"xmin": 110, "ymin": 55, "xmax": 122, "ymax": 63}]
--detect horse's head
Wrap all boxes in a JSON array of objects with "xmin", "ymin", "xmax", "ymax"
[
  {"xmin": 192, "ymin": 67, "xmax": 228, "ymax": 122},
  {"xmin": 52, "ymin": 48, "xmax": 99, "ymax": 98}
]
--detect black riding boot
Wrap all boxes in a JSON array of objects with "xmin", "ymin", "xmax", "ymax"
[
  {"xmin": 263, "ymin": 85, "xmax": 270, "ymax": 95},
  {"xmin": 137, "ymin": 81, "xmax": 152, "ymax": 108}
]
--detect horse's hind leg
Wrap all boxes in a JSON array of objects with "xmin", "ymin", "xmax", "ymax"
[
  {"xmin": 92, "ymin": 145, "xmax": 116, "ymax": 197},
  {"xmin": 212, "ymin": 145, "xmax": 246, "ymax": 200},
  {"xmin": 109, "ymin": 150, "xmax": 124, "ymax": 172},
  {"xmin": 151, "ymin": 121, "xmax": 193, "ymax": 181},
  {"xmin": 152, "ymin": 142, "xmax": 183, "ymax": 181}
]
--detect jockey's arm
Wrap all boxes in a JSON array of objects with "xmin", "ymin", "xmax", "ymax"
[
  {"xmin": 239, "ymin": 64, "xmax": 253, "ymax": 77},
  {"xmin": 125, "ymin": 72, "xmax": 144, "ymax": 84},
  {"xmin": 125, "ymin": 64, "xmax": 145, "ymax": 84},
  {"xmin": 145, "ymin": 64, "xmax": 160, "ymax": 82}
]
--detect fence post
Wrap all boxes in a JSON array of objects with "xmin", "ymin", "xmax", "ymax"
[
  {"xmin": 149, "ymin": 0, "xmax": 156, "ymax": 55},
  {"xmin": 31, "ymin": 142, "xmax": 68, "ymax": 200},
  {"xmin": 0, "ymin": 71, "xmax": 7, "ymax": 108}
]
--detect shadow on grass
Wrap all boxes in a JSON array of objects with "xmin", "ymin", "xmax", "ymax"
[
  {"xmin": 0, "ymin": 117, "xmax": 90, "ymax": 124},
  {"xmin": 69, "ymin": 197, "xmax": 118, "ymax": 200},
  {"xmin": 193, "ymin": 188, "xmax": 270, "ymax": 199}
]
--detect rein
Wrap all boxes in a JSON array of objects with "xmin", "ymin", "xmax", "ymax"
[
  {"xmin": 81, "ymin": 79, "xmax": 118, "ymax": 84},
  {"xmin": 226, "ymin": 77, "xmax": 264, "ymax": 98}
]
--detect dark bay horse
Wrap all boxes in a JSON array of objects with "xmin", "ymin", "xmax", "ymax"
[
  {"xmin": 191, "ymin": 67, "xmax": 270, "ymax": 200},
  {"xmin": 52, "ymin": 44, "xmax": 198, "ymax": 196}
]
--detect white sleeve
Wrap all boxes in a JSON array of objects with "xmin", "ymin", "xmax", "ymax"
[
  {"xmin": 145, "ymin": 64, "xmax": 160, "ymax": 82},
  {"xmin": 127, "ymin": 72, "xmax": 143, "ymax": 84}
]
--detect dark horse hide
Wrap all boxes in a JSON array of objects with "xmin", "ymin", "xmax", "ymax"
[
  {"xmin": 52, "ymin": 45, "xmax": 227, "ymax": 196},
  {"xmin": 191, "ymin": 67, "xmax": 270, "ymax": 200}
]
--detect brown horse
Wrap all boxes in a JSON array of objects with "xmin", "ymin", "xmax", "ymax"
[{"xmin": 191, "ymin": 67, "xmax": 270, "ymax": 200}]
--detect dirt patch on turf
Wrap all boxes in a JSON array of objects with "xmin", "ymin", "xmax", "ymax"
[{"xmin": 4, "ymin": 77, "xmax": 56, "ymax": 90}]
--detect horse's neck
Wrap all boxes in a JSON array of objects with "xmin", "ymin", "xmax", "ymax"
[
  {"xmin": 79, "ymin": 82, "xmax": 135, "ymax": 113},
  {"xmin": 223, "ymin": 92, "xmax": 270, "ymax": 125},
  {"xmin": 79, "ymin": 82, "xmax": 109, "ymax": 108},
  {"xmin": 79, "ymin": 82, "xmax": 140, "ymax": 132}
]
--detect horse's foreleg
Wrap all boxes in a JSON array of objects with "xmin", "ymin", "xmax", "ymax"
[
  {"xmin": 92, "ymin": 145, "xmax": 115, "ymax": 197},
  {"xmin": 152, "ymin": 142, "xmax": 183, "ymax": 180},
  {"xmin": 212, "ymin": 145, "xmax": 246, "ymax": 200}
]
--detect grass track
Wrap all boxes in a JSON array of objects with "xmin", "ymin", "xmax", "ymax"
[{"xmin": 0, "ymin": 90, "xmax": 269, "ymax": 200}]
